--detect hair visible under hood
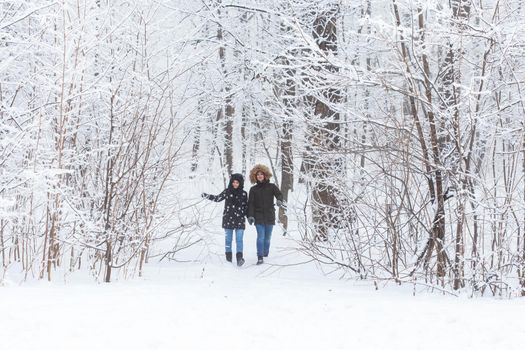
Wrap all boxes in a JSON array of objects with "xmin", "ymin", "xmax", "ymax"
[
  {"xmin": 249, "ymin": 164, "xmax": 272, "ymax": 184},
  {"xmin": 228, "ymin": 173, "xmax": 245, "ymax": 191}
]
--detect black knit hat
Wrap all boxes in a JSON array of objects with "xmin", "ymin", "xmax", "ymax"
[{"xmin": 228, "ymin": 173, "xmax": 245, "ymax": 190}]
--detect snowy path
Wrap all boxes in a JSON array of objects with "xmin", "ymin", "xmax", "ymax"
[{"xmin": 1, "ymin": 260, "xmax": 525, "ymax": 350}]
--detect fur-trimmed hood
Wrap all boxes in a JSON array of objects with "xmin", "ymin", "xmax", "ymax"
[{"xmin": 249, "ymin": 164, "xmax": 272, "ymax": 184}]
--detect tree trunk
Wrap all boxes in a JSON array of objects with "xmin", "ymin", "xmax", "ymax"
[
  {"xmin": 306, "ymin": 4, "xmax": 342, "ymax": 240},
  {"xmin": 278, "ymin": 46, "xmax": 296, "ymax": 230},
  {"xmin": 217, "ymin": 6, "xmax": 234, "ymax": 176},
  {"xmin": 191, "ymin": 99, "xmax": 203, "ymax": 173},
  {"xmin": 104, "ymin": 239, "xmax": 112, "ymax": 283},
  {"xmin": 418, "ymin": 9, "xmax": 447, "ymax": 280}
]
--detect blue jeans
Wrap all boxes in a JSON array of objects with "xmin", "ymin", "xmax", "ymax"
[
  {"xmin": 225, "ymin": 229, "xmax": 244, "ymax": 253},
  {"xmin": 255, "ymin": 224, "xmax": 273, "ymax": 257}
]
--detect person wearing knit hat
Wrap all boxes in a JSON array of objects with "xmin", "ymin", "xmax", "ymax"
[
  {"xmin": 247, "ymin": 164, "xmax": 284, "ymax": 265},
  {"xmin": 202, "ymin": 173, "xmax": 248, "ymax": 266}
]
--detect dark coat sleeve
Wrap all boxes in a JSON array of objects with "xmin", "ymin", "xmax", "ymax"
[
  {"xmin": 273, "ymin": 184, "xmax": 283, "ymax": 201},
  {"xmin": 242, "ymin": 191, "xmax": 249, "ymax": 217},
  {"xmin": 247, "ymin": 187, "xmax": 255, "ymax": 218},
  {"xmin": 204, "ymin": 189, "xmax": 227, "ymax": 202}
]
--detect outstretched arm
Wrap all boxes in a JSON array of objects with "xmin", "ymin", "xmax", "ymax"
[{"xmin": 202, "ymin": 189, "xmax": 227, "ymax": 202}]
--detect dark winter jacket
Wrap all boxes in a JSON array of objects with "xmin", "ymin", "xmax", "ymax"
[
  {"xmin": 203, "ymin": 173, "xmax": 248, "ymax": 229},
  {"xmin": 247, "ymin": 165, "xmax": 283, "ymax": 225}
]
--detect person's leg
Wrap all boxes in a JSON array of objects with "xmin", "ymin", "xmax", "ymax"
[
  {"xmin": 263, "ymin": 225, "xmax": 274, "ymax": 257},
  {"xmin": 235, "ymin": 229, "xmax": 245, "ymax": 266},
  {"xmin": 224, "ymin": 229, "xmax": 233, "ymax": 262},
  {"xmin": 255, "ymin": 224, "xmax": 265, "ymax": 258},
  {"xmin": 235, "ymin": 229, "xmax": 244, "ymax": 253}
]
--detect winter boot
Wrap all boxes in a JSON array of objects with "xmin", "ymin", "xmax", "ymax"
[
  {"xmin": 236, "ymin": 252, "xmax": 245, "ymax": 267},
  {"xmin": 225, "ymin": 252, "xmax": 233, "ymax": 262},
  {"xmin": 256, "ymin": 256, "xmax": 264, "ymax": 265}
]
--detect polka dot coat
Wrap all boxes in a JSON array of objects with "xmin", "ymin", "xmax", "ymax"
[{"xmin": 203, "ymin": 189, "xmax": 248, "ymax": 229}]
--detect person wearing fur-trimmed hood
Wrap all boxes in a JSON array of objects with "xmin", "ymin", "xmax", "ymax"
[
  {"xmin": 247, "ymin": 164, "xmax": 284, "ymax": 265},
  {"xmin": 202, "ymin": 173, "xmax": 248, "ymax": 266}
]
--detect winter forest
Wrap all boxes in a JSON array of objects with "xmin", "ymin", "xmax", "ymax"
[{"xmin": 2, "ymin": 0, "xmax": 525, "ymax": 300}]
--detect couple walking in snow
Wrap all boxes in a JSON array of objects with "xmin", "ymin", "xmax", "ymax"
[{"xmin": 201, "ymin": 164, "xmax": 283, "ymax": 267}]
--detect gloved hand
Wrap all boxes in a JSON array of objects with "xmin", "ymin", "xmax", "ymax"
[
  {"xmin": 248, "ymin": 217, "xmax": 255, "ymax": 225},
  {"xmin": 276, "ymin": 200, "xmax": 284, "ymax": 208}
]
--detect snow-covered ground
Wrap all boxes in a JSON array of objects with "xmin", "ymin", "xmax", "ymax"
[{"xmin": 2, "ymin": 227, "xmax": 525, "ymax": 350}]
